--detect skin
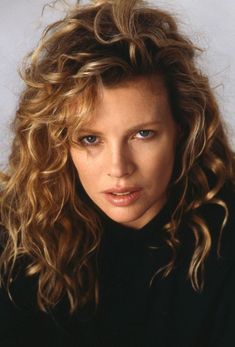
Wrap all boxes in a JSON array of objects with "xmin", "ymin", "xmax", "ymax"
[{"xmin": 70, "ymin": 75, "xmax": 178, "ymax": 229}]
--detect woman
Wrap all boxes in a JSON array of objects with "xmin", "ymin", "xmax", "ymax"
[{"xmin": 0, "ymin": 0, "xmax": 235, "ymax": 346}]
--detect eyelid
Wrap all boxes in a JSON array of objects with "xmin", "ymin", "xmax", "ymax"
[
  {"xmin": 76, "ymin": 129, "xmax": 156, "ymax": 146},
  {"xmin": 134, "ymin": 129, "xmax": 155, "ymax": 139},
  {"xmin": 79, "ymin": 134, "xmax": 100, "ymax": 146}
]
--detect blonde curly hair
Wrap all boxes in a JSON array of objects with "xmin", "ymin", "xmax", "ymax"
[{"xmin": 0, "ymin": 0, "xmax": 234, "ymax": 313}]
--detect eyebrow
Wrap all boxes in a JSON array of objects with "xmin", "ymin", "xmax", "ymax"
[{"xmin": 79, "ymin": 120, "xmax": 163, "ymax": 134}]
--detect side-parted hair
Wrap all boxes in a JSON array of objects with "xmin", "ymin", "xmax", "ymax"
[{"xmin": 0, "ymin": 0, "xmax": 234, "ymax": 313}]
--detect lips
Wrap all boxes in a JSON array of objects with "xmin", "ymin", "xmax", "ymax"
[
  {"xmin": 103, "ymin": 187, "xmax": 142, "ymax": 194},
  {"xmin": 103, "ymin": 187, "xmax": 142, "ymax": 207}
]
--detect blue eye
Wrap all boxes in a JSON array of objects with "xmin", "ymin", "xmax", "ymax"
[
  {"xmin": 136, "ymin": 130, "xmax": 154, "ymax": 138},
  {"xmin": 80, "ymin": 135, "xmax": 98, "ymax": 145}
]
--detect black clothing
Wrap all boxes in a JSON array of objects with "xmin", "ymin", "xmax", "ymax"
[{"xmin": 1, "ymin": 186, "xmax": 235, "ymax": 346}]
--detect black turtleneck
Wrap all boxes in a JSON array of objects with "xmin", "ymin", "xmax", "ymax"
[{"xmin": 94, "ymin": 203, "xmax": 173, "ymax": 346}]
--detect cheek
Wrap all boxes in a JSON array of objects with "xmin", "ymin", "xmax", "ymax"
[
  {"xmin": 74, "ymin": 161, "xmax": 94, "ymax": 181},
  {"xmin": 70, "ymin": 152, "xmax": 104, "ymax": 191},
  {"xmin": 70, "ymin": 150, "xmax": 88, "ymax": 179},
  {"xmin": 142, "ymin": 143, "xmax": 175, "ymax": 180}
]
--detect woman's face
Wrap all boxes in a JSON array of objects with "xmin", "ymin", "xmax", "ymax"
[{"xmin": 70, "ymin": 75, "xmax": 178, "ymax": 229}]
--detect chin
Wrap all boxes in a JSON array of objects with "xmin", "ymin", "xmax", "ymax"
[{"xmin": 102, "ymin": 207, "xmax": 147, "ymax": 227}]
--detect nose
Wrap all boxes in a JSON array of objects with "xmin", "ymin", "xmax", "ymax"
[{"xmin": 107, "ymin": 144, "xmax": 135, "ymax": 178}]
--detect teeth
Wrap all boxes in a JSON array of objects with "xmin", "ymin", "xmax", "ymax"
[{"xmin": 112, "ymin": 192, "xmax": 131, "ymax": 196}]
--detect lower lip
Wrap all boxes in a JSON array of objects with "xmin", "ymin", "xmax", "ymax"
[{"xmin": 103, "ymin": 190, "xmax": 142, "ymax": 207}]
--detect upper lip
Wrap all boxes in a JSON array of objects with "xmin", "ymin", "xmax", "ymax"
[{"xmin": 103, "ymin": 187, "xmax": 142, "ymax": 194}]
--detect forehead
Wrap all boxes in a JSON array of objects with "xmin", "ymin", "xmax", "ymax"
[
  {"xmin": 80, "ymin": 74, "xmax": 170, "ymax": 127},
  {"xmin": 99, "ymin": 74, "xmax": 167, "ymax": 102}
]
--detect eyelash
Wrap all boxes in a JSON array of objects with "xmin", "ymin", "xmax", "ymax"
[{"xmin": 78, "ymin": 130, "xmax": 155, "ymax": 147}]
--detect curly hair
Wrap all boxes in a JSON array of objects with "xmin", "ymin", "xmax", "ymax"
[{"xmin": 0, "ymin": 0, "xmax": 235, "ymax": 313}]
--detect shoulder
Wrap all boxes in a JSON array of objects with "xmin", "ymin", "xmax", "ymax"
[
  {"xmin": 0, "ymin": 260, "xmax": 38, "ymax": 311},
  {"xmin": 180, "ymin": 182, "xmax": 235, "ymax": 264},
  {"xmin": 199, "ymin": 182, "xmax": 235, "ymax": 261},
  {"xmin": 218, "ymin": 183, "xmax": 235, "ymax": 260},
  {"xmin": 0, "ymin": 227, "xmax": 38, "ymax": 312}
]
